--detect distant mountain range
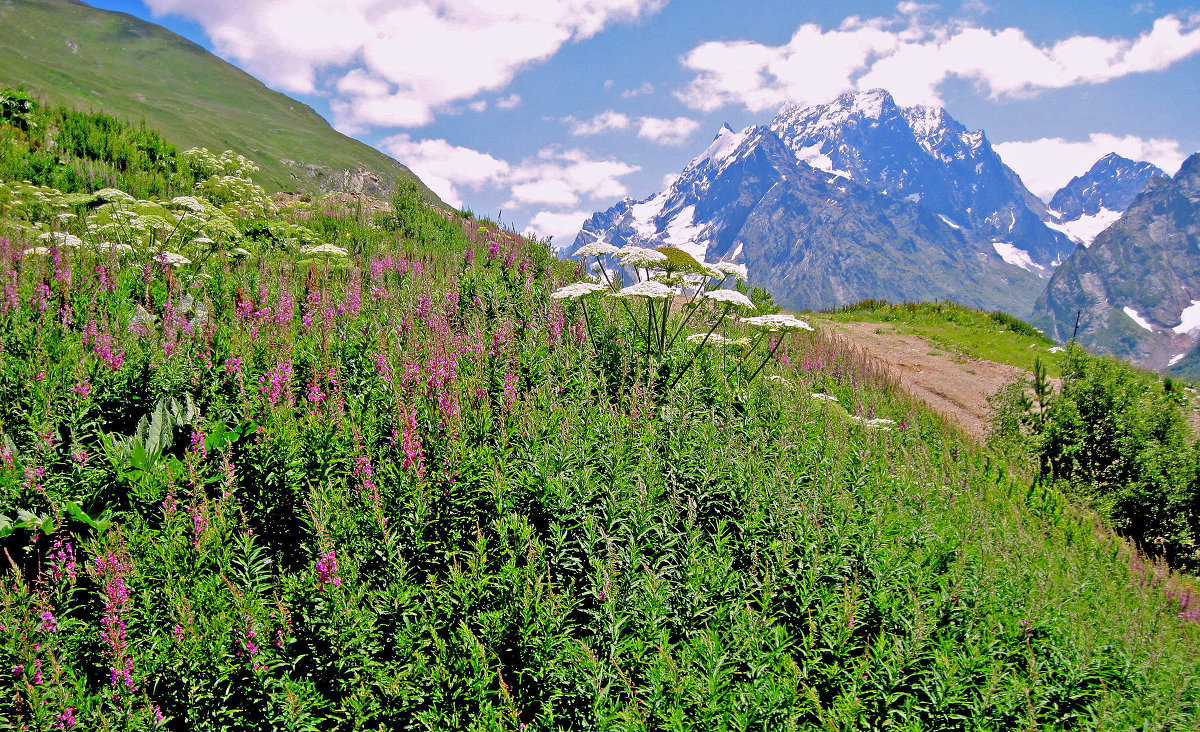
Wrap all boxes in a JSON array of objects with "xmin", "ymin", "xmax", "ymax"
[
  {"xmin": 1045, "ymin": 153, "xmax": 1166, "ymax": 247},
  {"xmin": 0, "ymin": 0, "xmax": 436, "ymax": 199},
  {"xmin": 575, "ymin": 89, "xmax": 1190, "ymax": 373},
  {"xmin": 576, "ymin": 89, "xmax": 1089, "ymax": 316},
  {"xmin": 1032, "ymin": 153, "xmax": 1200, "ymax": 377}
]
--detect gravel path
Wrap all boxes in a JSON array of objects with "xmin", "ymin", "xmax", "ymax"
[{"xmin": 817, "ymin": 319, "xmax": 1031, "ymax": 440}]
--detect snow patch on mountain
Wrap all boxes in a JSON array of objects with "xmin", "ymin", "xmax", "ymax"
[
  {"xmin": 691, "ymin": 124, "xmax": 751, "ymax": 172},
  {"xmin": 938, "ymin": 215, "xmax": 962, "ymax": 230},
  {"xmin": 630, "ymin": 194, "xmax": 667, "ymax": 239},
  {"xmin": 1170, "ymin": 353, "xmax": 1188, "ymax": 366},
  {"xmin": 992, "ymin": 241, "xmax": 1040, "ymax": 273},
  {"xmin": 1122, "ymin": 306, "xmax": 1155, "ymax": 332},
  {"xmin": 1174, "ymin": 300, "xmax": 1200, "ymax": 334},
  {"xmin": 1044, "ymin": 208, "xmax": 1123, "ymax": 246},
  {"xmin": 662, "ymin": 206, "xmax": 707, "ymax": 259}
]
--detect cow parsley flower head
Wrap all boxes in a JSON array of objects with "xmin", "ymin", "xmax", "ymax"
[
  {"xmin": 574, "ymin": 242, "xmax": 619, "ymax": 258},
  {"xmin": 159, "ymin": 251, "xmax": 191, "ymax": 267},
  {"xmin": 741, "ymin": 314, "xmax": 813, "ymax": 332},
  {"xmin": 23, "ymin": 246, "xmax": 49, "ymax": 257},
  {"xmin": 616, "ymin": 246, "xmax": 667, "ymax": 268},
  {"xmin": 685, "ymin": 333, "xmax": 748, "ymax": 347},
  {"xmin": 550, "ymin": 282, "xmax": 607, "ymax": 300},
  {"xmin": 711, "ymin": 261, "xmax": 748, "ymax": 282},
  {"xmin": 702, "ymin": 289, "xmax": 755, "ymax": 310},
  {"xmin": 301, "ymin": 243, "xmax": 349, "ymax": 257},
  {"xmin": 170, "ymin": 196, "xmax": 206, "ymax": 213},
  {"xmin": 612, "ymin": 280, "xmax": 674, "ymax": 299}
]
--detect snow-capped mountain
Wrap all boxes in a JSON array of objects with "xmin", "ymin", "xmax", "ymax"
[
  {"xmin": 1044, "ymin": 153, "xmax": 1166, "ymax": 246},
  {"xmin": 1031, "ymin": 153, "xmax": 1200, "ymax": 376},
  {"xmin": 769, "ymin": 88, "xmax": 1075, "ymax": 273},
  {"xmin": 573, "ymin": 89, "xmax": 1073, "ymax": 314},
  {"xmin": 573, "ymin": 120, "xmax": 1045, "ymax": 314}
]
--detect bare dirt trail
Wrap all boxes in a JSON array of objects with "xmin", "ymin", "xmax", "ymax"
[{"xmin": 817, "ymin": 319, "xmax": 1031, "ymax": 439}]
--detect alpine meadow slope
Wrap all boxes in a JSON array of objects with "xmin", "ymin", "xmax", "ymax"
[{"xmin": 0, "ymin": 0, "xmax": 437, "ymax": 199}]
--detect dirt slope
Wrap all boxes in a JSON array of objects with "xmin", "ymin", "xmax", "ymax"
[{"xmin": 819, "ymin": 320, "xmax": 1030, "ymax": 439}]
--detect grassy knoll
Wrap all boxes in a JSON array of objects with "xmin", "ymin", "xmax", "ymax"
[
  {"xmin": 816, "ymin": 300, "xmax": 1064, "ymax": 376},
  {"xmin": 0, "ymin": 0, "xmax": 434, "ymax": 198}
]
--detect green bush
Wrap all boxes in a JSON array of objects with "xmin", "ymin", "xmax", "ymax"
[{"xmin": 991, "ymin": 345, "xmax": 1200, "ymax": 566}]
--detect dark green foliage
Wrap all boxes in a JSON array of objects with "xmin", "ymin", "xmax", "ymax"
[
  {"xmin": 991, "ymin": 345, "xmax": 1200, "ymax": 566},
  {"xmin": 0, "ymin": 87, "xmax": 192, "ymax": 198}
]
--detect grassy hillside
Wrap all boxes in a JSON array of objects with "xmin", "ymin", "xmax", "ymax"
[
  {"xmin": 0, "ymin": 0, "xmax": 436, "ymax": 199},
  {"xmin": 818, "ymin": 300, "xmax": 1063, "ymax": 375},
  {"xmin": 3, "ymin": 119, "xmax": 1200, "ymax": 727}
]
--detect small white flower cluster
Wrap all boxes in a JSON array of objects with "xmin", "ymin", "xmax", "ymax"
[
  {"xmin": 612, "ymin": 280, "xmax": 674, "ymax": 299},
  {"xmin": 685, "ymin": 333, "xmax": 749, "ymax": 347},
  {"xmin": 574, "ymin": 242, "xmax": 619, "ymax": 258},
  {"xmin": 300, "ymin": 243, "xmax": 349, "ymax": 257},
  {"xmin": 701, "ymin": 289, "xmax": 755, "ymax": 310},
  {"xmin": 741, "ymin": 314, "xmax": 813, "ymax": 332},
  {"xmin": 615, "ymin": 247, "xmax": 668, "ymax": 268},
  {"xmin": 811, "ymin": 393, "xmax": 839, "ymax": 403},
  {"xmin": 851, "ymin": 416, "xmax": 896, "ymax": 431},
  {"xmin": 550, "ymin": 282, "xmax": 608, "ymax": 300},
  {"xmin": 159, "ymin": 251, "xmax": 191, "ymax": 267}
]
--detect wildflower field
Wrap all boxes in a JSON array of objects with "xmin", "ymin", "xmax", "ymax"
[{"xmin": 3, "ymin": 98, "xmax": 1200, "ymax": 730}]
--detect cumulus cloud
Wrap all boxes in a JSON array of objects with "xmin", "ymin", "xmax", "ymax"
[
  {"xmin": 566, "ymin": 110, "xmax": 632, "ymax": 135},
  {"xmin": 994, "ymin": 133, "xmax": 1187, "ymax": 199},
  {"xmin": 381, "ymin": 135, "xmax": 639, "ymax": 213},
  {"xmin": 144, "ymin": 0, "xmax": 667, "ymax": 129},
  {"xmin": 496, "ymin": 93, "xmax": 523, "ymax": 110},
  {"xmin": 525, "ymin": 210, "xmax": 594, "ymax": 246},
  {"xmin": 505, "ymin": 148, "xmax": 640, "ymax": 207},
  {"xmin": 676, "ymin": 8, "xmax": 1200, "ymax": 112},
  {"xmin": 563, "ymin": 111, "xmax": 698, "ymax": 145},
  {"xmin": 637, "ymin": 116, "xmax": 700, "ymax": 145},
  {"xmin": 379, "ymin": 134, "xmax": 510, "ymax": 208},
  {"xmin": 620, "ymin": 82, "xmax": 655, "ymax": 98}
]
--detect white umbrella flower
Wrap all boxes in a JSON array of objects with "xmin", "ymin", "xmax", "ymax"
[
  {"xmin": 550, "ymin": 282, "xmax": 607, "ymax": 300},
  {"xmin": 702, "ymin": 289, "xmax": 755, "ymax": 310},
  {"xmin": 574, "ymin": 241, "xmax": 619, "ymax": 258},
  {"xmin": 741, "ymin": 313, "xmax": 813, "ymax": 332},
  {"xmin": 612, "ymin": 280, "xmax": 674, "ymax": 299}
]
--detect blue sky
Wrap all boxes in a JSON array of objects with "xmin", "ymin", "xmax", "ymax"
[{"xmin": 86, "ymin": 0, "xmax": 1200, "ymax": 246}]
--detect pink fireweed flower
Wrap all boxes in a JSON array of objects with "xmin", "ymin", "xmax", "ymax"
[
  {"xmin": 503, "ymin": 372, "xmax": 519, "ymax": 406},
  {"xmin": 53, "ymin": 706, "xmax": 77, "ymax": 729},
  {"xmin": 72, "ymin": 380, "xmax": 91, "ymax": 399},
  {"xmin": 94, "ymin": 550, "xmax": 136, "ymax": 693},
  {"xmin": 224, "ymin": 357, "xmax": 242, "ymax": 375},
  {"xmin": 260, "ymin": 359, "xmax": 294, "ymax": 405},
  {"xmin": 191, "ymin": 504, "xmax": 209, "ymax": 548},
  {"xmin": 39, "ymin": 611, "xmax": 57, "ymax": 633},
  {"xmin": 315, "ymin": 550, "xmax": 341, "ymax": 589},
  {"xmin": 398, "ymin": 406, "xmax": 425, "ymax": 479},
  {"xmin": 49, "ymin": 539, "xmax": 76, "ymax": 583}
]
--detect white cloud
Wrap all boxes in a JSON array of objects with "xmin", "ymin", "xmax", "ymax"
[
  {"xmin": 563, "ymin": 111, "xmax": 698, "ymax": 145},
  {"xmin": 144, "ymin": 0, "xmax": 667, "ymax": 129},
  {"xmin": 381, "ymin": 135, "xmax": 639, "ymax": 213},
  {"xmin": 677, "ymin": 10, "xmax": 1200, "ymax": 112},
  {"xmin": 620, "ymin": 82, "xmax": 655, "ymax": 98},
  {"xmin": 662, "ymin": 172, "xmax": 681, "ymax": 188},
  {"xmin": 379, "ymin": 134, "xmax": 510, "ymax": 208},
  {"xmin": 637, "ymin": 116, "xmax": 700, "ymax": 145},
  {"xmin": 525, "ymin": 210, "xmax": 593, "ymax": 246},
  {"xmin": 505, "ymin": 148, "xmax": 640, "ymax": 207},
  {"xmin": 496, "ymin": 93, "xmax": 523, "ymax": 110},
  {"xmin": 994, "ymin": 133, "xmax": 1186, "ymax": 198},
  {"xmin": 566, "ymin": 110, "xmax": 632, "ymax": 135}
]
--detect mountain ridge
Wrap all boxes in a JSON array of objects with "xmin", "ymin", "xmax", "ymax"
[{"xmin": 0, "ymin": 0, "xmax": 438, "ymax": 200}]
